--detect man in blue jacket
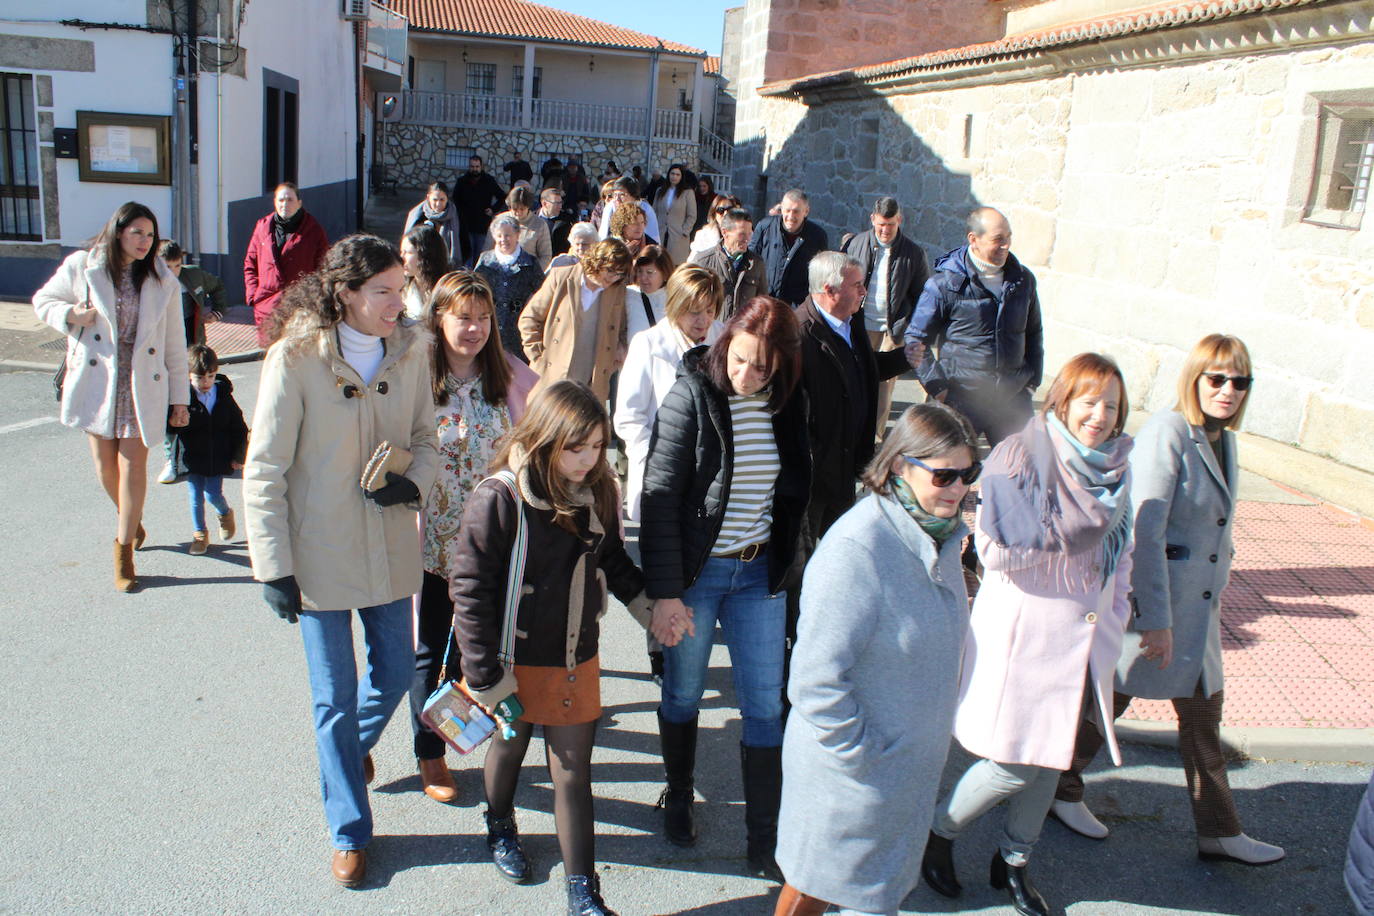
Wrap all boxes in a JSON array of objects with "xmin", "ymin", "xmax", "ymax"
[
  {"xmin": 904, "ymin": 206, "xmax": 1043, "ymax": 445},
  {"xmin": 749, "ymin": 189, "xmax": 830, "ymax": 306}
]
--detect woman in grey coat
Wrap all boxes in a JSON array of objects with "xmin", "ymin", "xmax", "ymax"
[
  {"xmin": 1053, "ymin": 333, "xmax": 1284, "ymax": 866},
  {"xmin": 774, "ymin": 403, "xmax": 979, "ymax": 916}
]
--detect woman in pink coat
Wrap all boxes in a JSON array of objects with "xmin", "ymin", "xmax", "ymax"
[{"xmin": 922, "ymin": 353, "xmax": 1135, "ymax": 916}]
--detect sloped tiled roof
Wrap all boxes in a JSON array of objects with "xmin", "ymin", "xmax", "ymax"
[
  {"xmin": 387, "ymin": 0, "xmax": 705, "ymax": 56},
  {"xmin": 704, "ymin": 55, "xmax": 721, "ymax": 76},
  {"xmin": 761, "ymin": 0, "xmax": 1329, "ymax": 95}
]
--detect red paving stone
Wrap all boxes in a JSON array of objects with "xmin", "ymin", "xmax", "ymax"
[
  {"xmin": 203, "ymin": 305, "xmax": 261, "ymax": 360},
  {"xmin": 1123, "ymin": 497, "xmax": 1374, "ymax": 732}
]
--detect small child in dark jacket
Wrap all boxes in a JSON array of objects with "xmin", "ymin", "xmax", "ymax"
[{"xmin": 176, "ymin": 344, "xmax": 249, "ymax": 554}]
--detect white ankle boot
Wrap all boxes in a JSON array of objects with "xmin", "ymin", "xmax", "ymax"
[
  {"xmin": 1197, "ymin": 833, "xmax": 1285, "ymax": 865},
  {"xmin": 1050, "ymin": 800, "xmax": 1109, "ymax": 839}
]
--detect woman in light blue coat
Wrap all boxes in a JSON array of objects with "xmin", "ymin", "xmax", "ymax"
[
  {"xmin": 773, "ymin": 403, "xmax": 979, "ymax": 916},
  {"xmin": 1053, "ymin": 334, "xmax": 1284, "ymax": 866}
]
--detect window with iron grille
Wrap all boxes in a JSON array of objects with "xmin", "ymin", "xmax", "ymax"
[
  {"xmin": 511, "ymin": 65, "xmax": 542, "ymax": 99},
  {"xmin": 466, "ymin": 62, "xmax": 496, "ymax": 96},
  {"xmin": 1304, "ymin": 102, "xmax": 1373, "ymax": 230},
  {"xmin": 0, "ymin": 73, "xmax": 40, "ymax": 241},
  {"xmin": 445, "ymin": 146, "xmax": 476, "ymax": 169}
]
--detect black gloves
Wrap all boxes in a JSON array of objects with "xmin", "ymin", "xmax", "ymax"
[
  {"xmin": 264, "ymin": 575, "xmax": 301, "ymax": 624},
  {"xmin": 365, "ymin": 471, "xmax": 420, "ymax": 507}
]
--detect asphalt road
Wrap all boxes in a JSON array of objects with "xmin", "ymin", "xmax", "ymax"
[{"xmin": 0, "ymin": 362, "xmax": 1367, "ymax": 915}]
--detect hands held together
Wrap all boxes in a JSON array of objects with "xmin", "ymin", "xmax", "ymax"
[{"xmin": 650, "ymin": 597, "xmax": 696, "ymax": 647}]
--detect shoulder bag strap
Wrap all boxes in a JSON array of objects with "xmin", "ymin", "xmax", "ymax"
[
  {"xmin": 490, "ymin": 469, "xmax": 528, "ymax": 670},
  {"xmin": 434, "ymin": 469, "xmax": 529, "ymax": 682},
  {"xmin": 639, "ymin": 290, "xmax": 655, "ymax": 327}
]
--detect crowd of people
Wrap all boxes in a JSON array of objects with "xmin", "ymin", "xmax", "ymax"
[{"xmin": 38, "ymin": 155, "xmax": 1317, "ymax": 916}]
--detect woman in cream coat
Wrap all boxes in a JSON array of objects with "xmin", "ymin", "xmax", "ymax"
[
  {"xmin": 652, "ymin": 164, "xmax": 698, "ymax": 265},
  {"xmin": 33, "ymin": 201, "xmax": 188, "ymax": 592},
  {"xmin": 1053, "ymin": 334, "xmax": 1284, "ymax": 866},
  {"xmin": 243, "ymin": 234, "xmax": 438, "ymax": 888},
  {"xmin": 613, "ymin": 264, "xmax": 724, "ymax": 520}
]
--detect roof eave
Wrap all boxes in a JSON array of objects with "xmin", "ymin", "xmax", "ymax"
[{"xmin": 408, "ymin": 25, "xmax": 706, "ymax": 58}]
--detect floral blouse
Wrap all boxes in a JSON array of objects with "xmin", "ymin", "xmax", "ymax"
[{"xmin": 422, "ymin": 374, "xmax": 512, "ymax": 578}]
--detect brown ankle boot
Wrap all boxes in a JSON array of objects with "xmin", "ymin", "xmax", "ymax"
[
  {"xmin": 418, "ymin": 756, "xmax": 459, "ymax": 804},
  {"xmin": 217, "ymin": 509, "xmax": 236, "ymax": 541},
  {"xmin": 773, "ymin": 883, "xmax": 829, "ymax": 916},
  {"xmin": 113, "ymin": 539, "xmax": 136, "ymax": 592}
]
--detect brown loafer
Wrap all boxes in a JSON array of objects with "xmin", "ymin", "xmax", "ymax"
[
  {"xmin": 418, "ymin": 756, "xmax": 458, "ymax": 804},
  {"xmin": 331, "ymin": 848, "xmax": 366, "ymax": 887},
  {"xmin": 363, "ymin": 753, "xmax": 375, "ymax": 785}
]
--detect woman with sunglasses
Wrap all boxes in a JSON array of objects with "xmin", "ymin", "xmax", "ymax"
[
  {"xmin": 689, "ymin": 194, "xmax": 742, "ymax": 257},
  {"xmin": 923, "ymin": 353, "xmax": 1135, "ymax": 916},
  {"xmin": 773, "ymin": 403, "xmax": 979, "ymax": 916},
  {"xmin": 1051, "ymin": 335, "xmax": 1282, "ymax": 866}
]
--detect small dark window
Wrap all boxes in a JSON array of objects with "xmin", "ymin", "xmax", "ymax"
[
  {"xmin": 511, "ymin": 65, "xmax": 543, "ymax": 99},
  {"xmin": 856, "ymin": 115, "xmax": 880, "ymax": 170},
  {"xmin": 467, "ymin": 63, "xmax": 496, "ymax": 96},
  {"xmin": 0, "ymin": 72, "xmax": 40, "ymax": 241}
]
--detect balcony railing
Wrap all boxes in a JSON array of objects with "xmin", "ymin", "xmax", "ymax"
[
  {"xmin": 698, "ymin": 124, "xmax": 733, "ymax": 173},
  {"xmin": 364, "ymin": 1, "xmax": 406, "ymax": 76},
  {"xmin": 386, "ymin": 90, "xmax": 697, "ymax": 143}
]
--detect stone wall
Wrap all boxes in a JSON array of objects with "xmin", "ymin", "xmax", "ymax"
[
  {"xmin": 735, "ymin": 19, "xmax": 1374, "ymax": 472},
  {"xmin": 379, "ymin": 123, "xmax": 698, "ymax": 194}
]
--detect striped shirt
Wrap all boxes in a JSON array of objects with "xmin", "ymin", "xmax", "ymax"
[{"xmin": 712, "ymin": 393, "xmax": 780, "ymax": 555}]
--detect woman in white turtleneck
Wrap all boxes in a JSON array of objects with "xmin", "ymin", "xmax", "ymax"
[
  {"xmin": 623, "ymin": 245, "xmax": 673, "ymax": 341},
  {"xmin": 243, "ymin": 234, "xmax": 439, "ymax": 887},
  {"xmin": 475, "ymin": 213, "xmax": 545, "ymax": 359}
]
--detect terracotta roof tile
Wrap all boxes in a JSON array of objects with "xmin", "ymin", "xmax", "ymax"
[
  {"xmin": 386, "ymin": 0, "xmax": 705, "ymax": 56},
  {"xmin": 762, "ymin": 0, "xmax": 1327, "ymax": 94},
  {"xmin": 704, "ymin": 55, "xmax": 721, "ymax": 75}
]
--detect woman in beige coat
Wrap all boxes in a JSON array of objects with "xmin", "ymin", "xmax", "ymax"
[
  {"xmin": 243, "ymin": 234, "xmax": 438, "ymax": 888},
  {"xmin": 33, "ymin": 201, "xmax": 189, "ymax": 592},
  {"xmin": 652, "ymin": 164, "xmax": 698, "ymax": 265},
  {"xmin": 517, "ymin": 238, "xmax": 631, "ymax": 402}
]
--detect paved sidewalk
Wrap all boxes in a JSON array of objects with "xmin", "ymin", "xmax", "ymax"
[{"xmin": 1123, "ymin": 493, "xmax": 1374, "ymax": 747}]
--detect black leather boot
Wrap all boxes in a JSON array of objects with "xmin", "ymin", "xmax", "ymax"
[
  {"xmin": 989, "ymin": 850, "xmax": 1049, "ymax": 916},
  {"xmin": 484, "ymin": 810, "xmax": 531, "ymax": 884},
  {"xmin": 656, "ymin": 711, "xmax": 698, "ymax": 847},
  {"xmin": 920, "ymin": 831, "xmax": 962, "ymax": 898},
  {"xmin": 740, "ymin": 744, "xmax": 784, "ymax": 882},
  {"xmin": 566, "ymin": 873, "xmax": 618, "ymax": 916}
]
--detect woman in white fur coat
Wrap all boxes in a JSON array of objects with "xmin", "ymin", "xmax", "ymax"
[{"xmin": 33, "ymin": 201, "xmax": 188, "ymax": 592}]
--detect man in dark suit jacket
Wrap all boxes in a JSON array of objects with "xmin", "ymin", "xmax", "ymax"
[
  {"xmin": 749, "ymin": 189, "xmax": 829, "ymax": 306},
  {"xmin": 796, "ymin": 251, "xmax": 912, "ymax": 540},
  {"xmin": 538, "ymin": 187, "xmax": 574, "ymax": 255},
  {"xmin": 841, "ymin": 196, "xmax": 931, "ymax": 441}
]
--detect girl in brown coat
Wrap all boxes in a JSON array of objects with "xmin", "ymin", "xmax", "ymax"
[{"xmin": 449, "ymin": 380, "xmax": 652, "ymax": 916}]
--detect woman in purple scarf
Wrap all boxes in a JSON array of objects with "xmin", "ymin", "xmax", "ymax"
[{"xmin": 922, "ymin": 353, "xmax": 1135, "ymax": 916}]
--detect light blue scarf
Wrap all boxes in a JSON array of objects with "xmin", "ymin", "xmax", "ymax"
[{"xmin": 1046, "ymin": 413, "xmax": 1132, "ymax": 583}]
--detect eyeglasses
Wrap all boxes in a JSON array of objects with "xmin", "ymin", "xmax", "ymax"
[
  {"xmin": 902, "ymin": 456, "xmax": 982, "ymax": 487},
  {"xmin": 1202, "ymin": 373, "xmax": 1253, "ymax": 391}
]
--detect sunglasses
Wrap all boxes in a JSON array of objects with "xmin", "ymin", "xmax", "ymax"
[
  {"xmin": 902, "ymin": 456, "xmax": 982, "ymax": 487},
  {"xmin": 714, "ymin": 206, "xmax": 730, "ymax": 213},
  {"xmin": 1202, "ymin": 373, "xmax": 1253, "ymax": 391}
]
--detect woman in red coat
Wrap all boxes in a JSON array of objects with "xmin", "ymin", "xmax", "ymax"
[{"xmin": 243, "ymin": 181, "xmax": 328, "ymax": 344}]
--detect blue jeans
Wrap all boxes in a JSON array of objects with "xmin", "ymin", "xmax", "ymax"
[
  {"xmin": 660, "ymin": 553, "xmax": 785, "ymax": 747},
  {"xmin": 299, "ymin": 599, "xmax": 414, "ymax": 849},
  {"xmin": 186, "ymin": 473, "xmax": 230, "ymax": 532}
]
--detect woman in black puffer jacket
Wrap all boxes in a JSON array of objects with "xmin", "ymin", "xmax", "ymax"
[{"xmin": 640, "ymin": 295, "xmax": 810, "ymax": 881}]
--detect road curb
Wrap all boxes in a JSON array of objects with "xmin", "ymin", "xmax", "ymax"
[
  {"xmin": 219, "ymin": 348, "xmax": 264, "ymax": 365},
  {"xmin": 0, "ymin": 359, "xmax": 59, "ymax": 371},
  {"xmin": 1117, "ymin": 719, "xmax": 1374, "ymax": 764}
]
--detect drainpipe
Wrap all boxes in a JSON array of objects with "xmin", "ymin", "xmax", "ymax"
[
  {"xmin": 355, "ymin": 19, "xmax": 365, "ymax": 229},
  {"xmin": 644, "ymin": 46, "xmax": 660, "ymax": 178},
  {"xmin": 186, "ymin": 0, "xmax": 200, "ymax": 259}
]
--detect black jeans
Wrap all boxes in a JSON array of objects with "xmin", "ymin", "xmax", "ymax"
[
  {"xmin": 948, "ymin": 385, "xmax": 1033, "ymax": 447},
  {"xmin": 409, "ymin": 570, "xmax": 459, "ymax": 760}
]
